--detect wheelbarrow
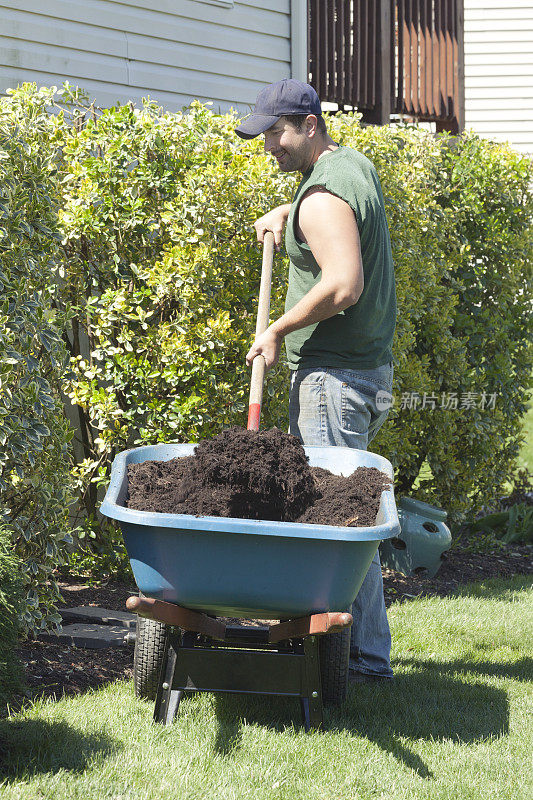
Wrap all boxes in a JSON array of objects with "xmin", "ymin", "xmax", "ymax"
[
  {"xmin": 101, "ymin": 442, "xmax": 399, "ymax": 730},
  {"xmin": 100, "ymin": 233, "xmax": 400, "ymax": 730}
]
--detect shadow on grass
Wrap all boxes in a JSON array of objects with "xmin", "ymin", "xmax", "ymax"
[
  {"xmin": 328, "ymin": 664, "xmax": 510, "ymax": 778},
  {"xmin": 203, "ymin": 660, "xmax": 511, "ymax": 776},
  {"xmin": 396, "ymin": 656, "xmax": 533, "ymax": 683},
  {"xmin": 211, "ymin": 693, "xmax": 299, "ymax": 755},
  {"xmin": 0, "ymin": 718, "xmax": 120, "ymax": 781}
]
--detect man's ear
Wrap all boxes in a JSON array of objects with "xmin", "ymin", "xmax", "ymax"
[{"xmin": 305, "ymin": 114, "xmax": 318, "ymax": 138}]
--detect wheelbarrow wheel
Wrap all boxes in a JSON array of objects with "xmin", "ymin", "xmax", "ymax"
[
  {"xmin": 319, "ymin": 627, "xmax": 350, "ymax": 704},
  {"xmin": 133, "ymin": 615, "xmax": 168, "ymax": 701}
]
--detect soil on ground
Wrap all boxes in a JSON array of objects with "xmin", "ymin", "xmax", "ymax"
[{"xmin": 127, "ymin": 427, "xmax": 390, "ymax": 527}]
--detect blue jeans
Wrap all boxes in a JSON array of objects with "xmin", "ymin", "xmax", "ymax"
[{"xmin": 289, "ymin": 362, "xmax": 394, "ymax": 678}]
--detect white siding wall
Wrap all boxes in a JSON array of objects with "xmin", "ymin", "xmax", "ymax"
[
  {"xmin": 0, "ymin": 0, "xmax": 294, "ymax": 113},
  {"xmin": 464, "ymin": 0, "xmax": 533, "ymax": 154}
]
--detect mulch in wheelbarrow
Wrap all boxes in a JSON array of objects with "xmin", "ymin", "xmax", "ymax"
[{"xmin": 127, "ymin": 426, "xmax": 390, "ymax": 527}]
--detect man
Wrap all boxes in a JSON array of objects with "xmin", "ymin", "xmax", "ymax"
[{"xmin": 235, "ymin": 79, "xmax": 396, "ymax": 681}]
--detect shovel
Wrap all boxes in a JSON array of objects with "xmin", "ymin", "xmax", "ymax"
[{"xmin": 247, "ymin": 231, "xmax": 274, "ymax": 431}]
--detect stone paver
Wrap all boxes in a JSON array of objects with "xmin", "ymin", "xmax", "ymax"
[
  {"xmin": 39, "ymin": 622, "xmax": 130, "ymax": 649},
  {"xmin": 60, "ymin": 605, "xmax": 136, "ymax": 628}
]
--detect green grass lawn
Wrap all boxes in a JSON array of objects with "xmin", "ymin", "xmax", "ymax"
[{"xmin": 1, "ymin": 575, "xmax": 531, "ymax": 800}]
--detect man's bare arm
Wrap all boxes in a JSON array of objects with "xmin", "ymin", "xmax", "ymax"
[{"xmin": 246, "ymin": 190, "xmax": 364, "ymax": 368}]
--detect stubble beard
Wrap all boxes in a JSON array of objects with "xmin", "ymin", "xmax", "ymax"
[{"xmin": 276, "ymin": 150, "xmax": 308, "ymax": 174}]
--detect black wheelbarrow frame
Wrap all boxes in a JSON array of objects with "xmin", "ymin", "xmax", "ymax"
[{"xmin": 130, "ymin": 597, "xmax": 354, "ymax": 730}]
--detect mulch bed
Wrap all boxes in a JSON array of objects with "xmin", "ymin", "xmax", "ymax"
[
  {"xmin": 382, "ymin": 543, "xmax": 532, "ymax": 601},
  {"xmin": 9, "ymin": 539, "xmax": 531, "ymax": 715}
]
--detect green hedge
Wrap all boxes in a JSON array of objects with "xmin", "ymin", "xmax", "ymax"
[
  {"xmin": 326, "ymin": 117, "xmax": 532, "ymax": 519},
  {"xmin": 0, "ymin": 524, "xmax": 24, "ymax": 709},
  {"xmin": 59, "ymin": 99, "xmax": 292, "ymax": 480},
  {"xmin": 56, "ymin": 97, "xmax": 530, "ymax": 528},
  {"xmin": 0, "ymin": 86, "xmax": 76, "ymax": 631},
  {"xmin": 0, "ymin": 84, "xmax": 531, "ymax": 588}
]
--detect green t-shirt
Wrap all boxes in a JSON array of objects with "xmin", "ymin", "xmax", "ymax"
[{"xmin": 284, "ymin": 146, "xmax": 396, "ymax": 370}]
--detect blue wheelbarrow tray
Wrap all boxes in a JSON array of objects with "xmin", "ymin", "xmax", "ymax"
[{"xmin": 101, "ymin": 443, "xmax": 400, "ymax": 619}]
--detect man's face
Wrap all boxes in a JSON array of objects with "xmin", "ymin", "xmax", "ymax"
[{"xmin": 263, "ymin": 118, "xmax": 311, "ymax": 173}]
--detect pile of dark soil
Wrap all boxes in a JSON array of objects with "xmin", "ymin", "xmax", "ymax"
[
  {"xmin": 297, "ymin": 466, "xmax": 391, "ymax": 527},
  {"xmin": 128, "ymin": 427, "xmax": 319, "ymax": 521},
  {"xmin": 127, "ymin": 427, "xmax": 391, "ymax": 526}
]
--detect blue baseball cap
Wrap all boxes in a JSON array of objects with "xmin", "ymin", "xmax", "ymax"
[{"xmin": 235, "ymin": 79, "xmax": 322, "ymax": 139}]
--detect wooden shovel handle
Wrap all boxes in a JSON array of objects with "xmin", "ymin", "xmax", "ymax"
[{"xmin": 247, "ymin": 231, "xmax": 274, "ymax": 431}]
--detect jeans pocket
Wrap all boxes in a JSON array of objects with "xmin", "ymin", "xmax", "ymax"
[
  {"xmin": 328, "ymin": 361, "xmax": 394, "ymax": 389},
  {"xmin": 289, "ymin": 370, "xmax": 327, "ymax": 443},
  {"xmin": 328, "ymin": 364, "xmax": 393, "ymax": 392},
  {"xmin": 355, "ymin": 367, "xmax": 393, "ymax": 392},
  {"xmin": 340, "ymin": 380, "xmax": 373, "ymax": 435},
  {"xmin": 291, "ymin": 368, "xmax": 326, "ymax": 388}
]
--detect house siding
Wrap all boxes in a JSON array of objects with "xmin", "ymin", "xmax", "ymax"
[
  {"xmin": 0, "ymin": 0, "xmax": 293, "ymax": 112},
  {"xmin": 464, "ymin": 0, "xmax": 533, "ymax": 154}
]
